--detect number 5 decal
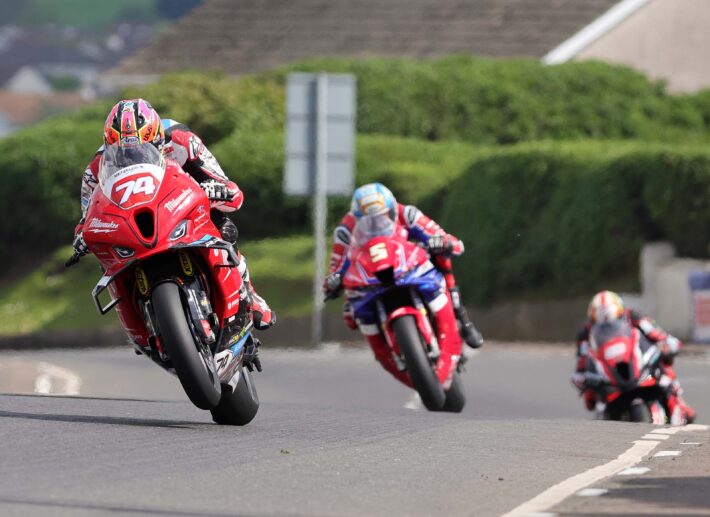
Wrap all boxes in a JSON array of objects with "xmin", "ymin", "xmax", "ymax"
[{"xmin": 369, "ymin": 242, "xmax": 388, "ymax": 262}]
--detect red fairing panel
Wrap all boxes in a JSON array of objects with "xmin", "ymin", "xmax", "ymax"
[{"xmin": 83, "ymin": 159, "xmax": 244, "ymax": 346}]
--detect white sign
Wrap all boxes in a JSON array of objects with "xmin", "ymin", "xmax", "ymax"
[{"xmin": 284, "ymin": 73, "xmax": 356, "ymax": 196}]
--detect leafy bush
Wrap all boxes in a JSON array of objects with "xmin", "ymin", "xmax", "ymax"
[
  {"xmin": 124, "ymin": 72, "xmax": 284, "ymax": 145},
  {"xmin": 436, "ymin": 142, "xmax": 710, "ymax": 304},
  {"xmin": 262, "ymin": 56, "xmax": 710, "ymax": 144},
  {"xmin": 0, "ymin": 118, "xmax": 102, "ymax": 265}
]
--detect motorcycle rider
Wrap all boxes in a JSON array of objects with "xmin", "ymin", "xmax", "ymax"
[
  {"xmin": 72, "ymin": 98, "xmax": 274, "ymax": 330},
  {"xmin": 572, "ymin": 290, "xmax": 695, "ymax": 423},
  {"xmin": 323, "ymin": 182, "xmax": 483, "ymax": 351}
]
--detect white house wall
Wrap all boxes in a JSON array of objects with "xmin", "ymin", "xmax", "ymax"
[{"xmin": 576, "ymin": 0, "xmax": 710, "ymax": 92}]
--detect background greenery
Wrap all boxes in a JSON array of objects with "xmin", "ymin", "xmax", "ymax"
[{"xmin": 2, "ymin": 56, "xmax": 710, "ymax": 334}]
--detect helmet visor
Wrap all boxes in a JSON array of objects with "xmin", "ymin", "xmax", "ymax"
[{"xmin": 352, "ymin": 212, "xmax": 395, "ymax": 247}]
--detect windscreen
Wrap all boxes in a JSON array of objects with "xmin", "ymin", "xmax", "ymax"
[
  {"xmin": 590, "ymin": 319, "xmax": 632, "ymax": 350},
  {"xmin": 98, "ymin": 143, "xmax": 164, "ymax": 186},
  {"xmin": 351, "ymin": 212, "xmax": 395, "ymax": 248}
]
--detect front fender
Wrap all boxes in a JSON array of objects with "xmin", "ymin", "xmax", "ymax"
[{"xmin": 384, "ymin": 306, "xmax": 435, "ymax": 353}]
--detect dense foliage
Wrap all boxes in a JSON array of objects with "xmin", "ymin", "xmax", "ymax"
[
  {"xmin": 436, "ymin": 142, "xmax": 710, "ymax": 304},
  {"xmin": 3, "ymin": 58, "xmax": 710, "ymax": 306}
]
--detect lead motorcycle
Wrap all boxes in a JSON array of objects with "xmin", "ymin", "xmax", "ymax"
[
  {"xmin": 331, "ymin": 213, "xmax": 466, "ymax": 412},
  {"xmin": 581, "ymin": 318, "xmax": 681, "ymax": 424},
  {"xmin": 66, "ymin": 143, "xmax": 261, "ymax": 425}
]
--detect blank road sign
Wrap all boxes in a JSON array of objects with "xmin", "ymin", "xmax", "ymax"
[{"xmin": 284, "ymin": 73, "xmax": 356, "ymax": 196}]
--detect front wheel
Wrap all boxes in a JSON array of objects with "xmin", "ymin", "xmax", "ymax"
[
  {"xmin": 210, "ymin": 369, "xmax": 260, "ymax": 426},
  {"xmin": 152, "ymin": 282, "xmax": 221, "ymax": 409},
  {"xmin": 441, "ymin": 373, "xmax": 466, "ymax": 413},
  {"xmin": 393, "ymin": 316, "xmax": 445, "ymax": 411}
]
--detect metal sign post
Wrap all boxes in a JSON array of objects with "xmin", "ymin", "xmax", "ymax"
[{"xmin": 284, "ymin": 73, "xmax": 356, "ymax": 345}]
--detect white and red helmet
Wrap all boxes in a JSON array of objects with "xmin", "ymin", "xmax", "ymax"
[{"xmin": 588, "ymin": 290, "xmax": 625, "ymax": 323}]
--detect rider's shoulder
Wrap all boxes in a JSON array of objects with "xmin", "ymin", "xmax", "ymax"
[{"xmin": 162, "ymin": 118, "xmax": 192, "ymax": 138}]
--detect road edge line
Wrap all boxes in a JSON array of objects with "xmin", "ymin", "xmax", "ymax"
[{"xmin": 500, "ymin": 438, "xmax": 660, "ymax": 517}]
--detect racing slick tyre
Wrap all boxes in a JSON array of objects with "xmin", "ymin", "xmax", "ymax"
[
  {"xmin": 210, "ymin": 369, "xmax": 260, "ymax": 426},
  {"xmin": 393, "ymin": 315, "xmax": 446, "ymax": 411},
  {"xmin": 441, "ymin": 373, "xmax": 466, "ymax": 413},
  {"xmin": 629, "ymin": 399, "xmax": 649, "ymax": 423},
  {"xmin": 152, "ymin": 282, "xmax": 221, "ymax": 410}
]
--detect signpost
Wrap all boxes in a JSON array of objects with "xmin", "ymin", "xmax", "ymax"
[{"xmin": 284, "ymin": 73, "xmax": 356, "ymax": 344}]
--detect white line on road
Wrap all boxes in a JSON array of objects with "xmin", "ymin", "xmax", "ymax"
[
  {"xmin": 576, "ymin": 488, "xmax": 608, "ymax": 497},
  {"xmin": 642, "ymin": 433, "xmax": 669, "ymax": 440},
  {"xmin": 653, "ymin": 450, "xmax": 681, "ymax": 458},
  {"xmin": 618, "ymin": 467, "xmax": 651, "ymax": 476},
  {"xmin": 650, "ymin": 428, "xmax": 679, "ymax": 435},
  {"xmin": 34, "ymin": 362, "xmax": 81, "ymax": 395},
  {"xmin": 501, "ymin": 439, "xmax": 660, "ymax": 517}
]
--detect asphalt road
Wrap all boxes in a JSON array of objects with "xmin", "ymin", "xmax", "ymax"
[{"xmin": 1, "ymin": 342, "xmax": 709, "ymax": 516}]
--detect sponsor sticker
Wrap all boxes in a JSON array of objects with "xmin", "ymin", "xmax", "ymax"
[
  {"xmin": 165, "ymin": 188, "xmax": 194, "ymax": 213},
  {"xmin": 88, "ymin": 217, "xmax": 119, "ymax": 233},
  {"xmin": 135, "ymin": 267, "xmax": 149, "ymax": 296},
  {"xmin": 178, "ymin": 251, "xmax": 194, "ymax": 276}
]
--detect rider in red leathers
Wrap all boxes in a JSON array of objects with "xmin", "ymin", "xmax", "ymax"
[
  {"xmin": 72, "ymin": 98, "xmax": 274, "ymax": 330},
  {"xmin": 323, "ymin": 183, "xmax": 483, "ymax": 380},
  {"xmin": 572, "ymin": 290, "xmax": 695, "ymax": 423}
]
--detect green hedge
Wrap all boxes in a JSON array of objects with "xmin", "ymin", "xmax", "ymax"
[
  {"xmin": 436, "ymin": 142, "xmax": 710, "ymax": 304},
  {"xmin": 264, "ymin": 56, "xmax": 710, "ymax": 144}
]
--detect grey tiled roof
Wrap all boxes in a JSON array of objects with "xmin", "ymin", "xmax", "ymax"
[{"xmin": 109, "ymin": 0, "xmax": 619, "ymax": 76}]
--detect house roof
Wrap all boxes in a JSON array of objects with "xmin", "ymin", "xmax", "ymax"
[{"xmin": 107, "ymin": 0, "xmax": 620, "ymax": 79}]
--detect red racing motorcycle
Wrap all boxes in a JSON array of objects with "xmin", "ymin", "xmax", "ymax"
[
  {"xmin": 67, "ymin": 143, "xmax": 261, "ymax": 425},
  {"xmin": 582, "ymin": 319, "xmax": 672, "ymax": 424},
  {"xmin": 336, "ymin": 214, "xmax": 466, "ymax": 412}
]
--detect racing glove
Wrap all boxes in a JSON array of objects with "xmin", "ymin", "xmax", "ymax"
[
  {"xmin": 323, "ymin": 272, "xmax": 343, "ymax": 299},
  {"xmin": 427, "ymin": 234, "xmax": 454, "ymax": 256},
  {"xmin": 200, "ymin": 180, "xmax": 235, "ymax": 203},
  {"xmin": 72, "ymin": 231, "xmax": 89, "ymax": 257},
  {"xmin": 571, "ymin": 372, "xmax": 586, "ymax": 391}
]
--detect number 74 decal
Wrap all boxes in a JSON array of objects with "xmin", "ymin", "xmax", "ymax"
[{"xmin": 111, "ymin": 174, "xmax": 159, "ymax": 208}]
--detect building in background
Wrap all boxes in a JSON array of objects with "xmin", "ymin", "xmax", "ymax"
[
  {"xmin": 104, "ymin": 0, "xmax": 710, "ymax": 92},
  {"xmin": 103, "ymin": 0, "xmax": 620, "ymax": 87}
]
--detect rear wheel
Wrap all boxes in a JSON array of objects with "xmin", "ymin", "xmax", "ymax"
[
  {"xmin": 152, "ymin": 282, "xmax": 221, "ymax": 409},
  {"xmin": 210, "ymin": 369, "xmax": 260, "ymax": 425},
  {"xmin": 393, "ymin": 316, "xmax": 445, "ymax": 411},
  {"xmin": 441, "ymin": 373, "xmax": 466, "ymax": 413}
]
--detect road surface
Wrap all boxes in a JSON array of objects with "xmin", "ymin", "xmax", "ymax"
[{"xmin": 0, "ymin": 342, "xmax": 709, "ymax": 516}]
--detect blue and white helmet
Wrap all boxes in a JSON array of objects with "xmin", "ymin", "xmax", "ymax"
[{"xmin": 350, "ymin": 182, "xmax": 396, "ymax": 220}]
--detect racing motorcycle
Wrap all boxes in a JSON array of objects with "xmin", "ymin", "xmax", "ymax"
[
  {"xmin": 581, "ymin": 319, "xmax": 676, "ymax": 424},
  {"xmin": 333, "ymin": 213, "xmax": 466, "ymax": 412},
  {"xmin": 66, "ymin": 143, "xmax": 261, "ymax": 425}
]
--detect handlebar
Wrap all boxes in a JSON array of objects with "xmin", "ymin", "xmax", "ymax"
[
  {"xmin": 65, "ymin": 253, "xmax": 81, "ymax": 268},
  {"xmin": 323, "ymin": 289, "xmax": 342, "ymax": 303}
]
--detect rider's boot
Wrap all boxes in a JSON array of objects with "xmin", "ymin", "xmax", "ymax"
[
  {"xmin": 449, "ymin": 286, "xmax": 483, "ymax": 349},
  {"xmin": 663, "ymin": 365, "xmax": 696, "ymax": 424},
  {"xmin": 213, "ymin": 211, "xmax": 275, "ymax": 331}
]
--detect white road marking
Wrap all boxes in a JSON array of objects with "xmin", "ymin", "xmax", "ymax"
[
  {"xmin": 34, "ymin": 362, "xmax": 81, "ymax": 395},
  {"xmin": 576, "ymin": 488, "xmax": 608, "ymax": 497},
  {"xmin": 680, "ymin": 442, "xmax": 701, "ymax": 446},
  {"xmin": 403, "ymin": 392, "xmax": 423, "ymax": 410},
  {"xmin": 618, "ymin": 467, "xmax": 651, "ymax": 476},
  {"xmin": 642, "ymin": 434, "xmax": 669, "ymax": 440},
  {"xmin": 653, "ymin": 450, "xmax": 681, "ymax": 458},
  {"xmin": 650, "ymin": 428, "xmax": 679, "ymax": 435},
  {"xmin": 501, "ymin": 439, "xmax": 660, "ymax": 517}
]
